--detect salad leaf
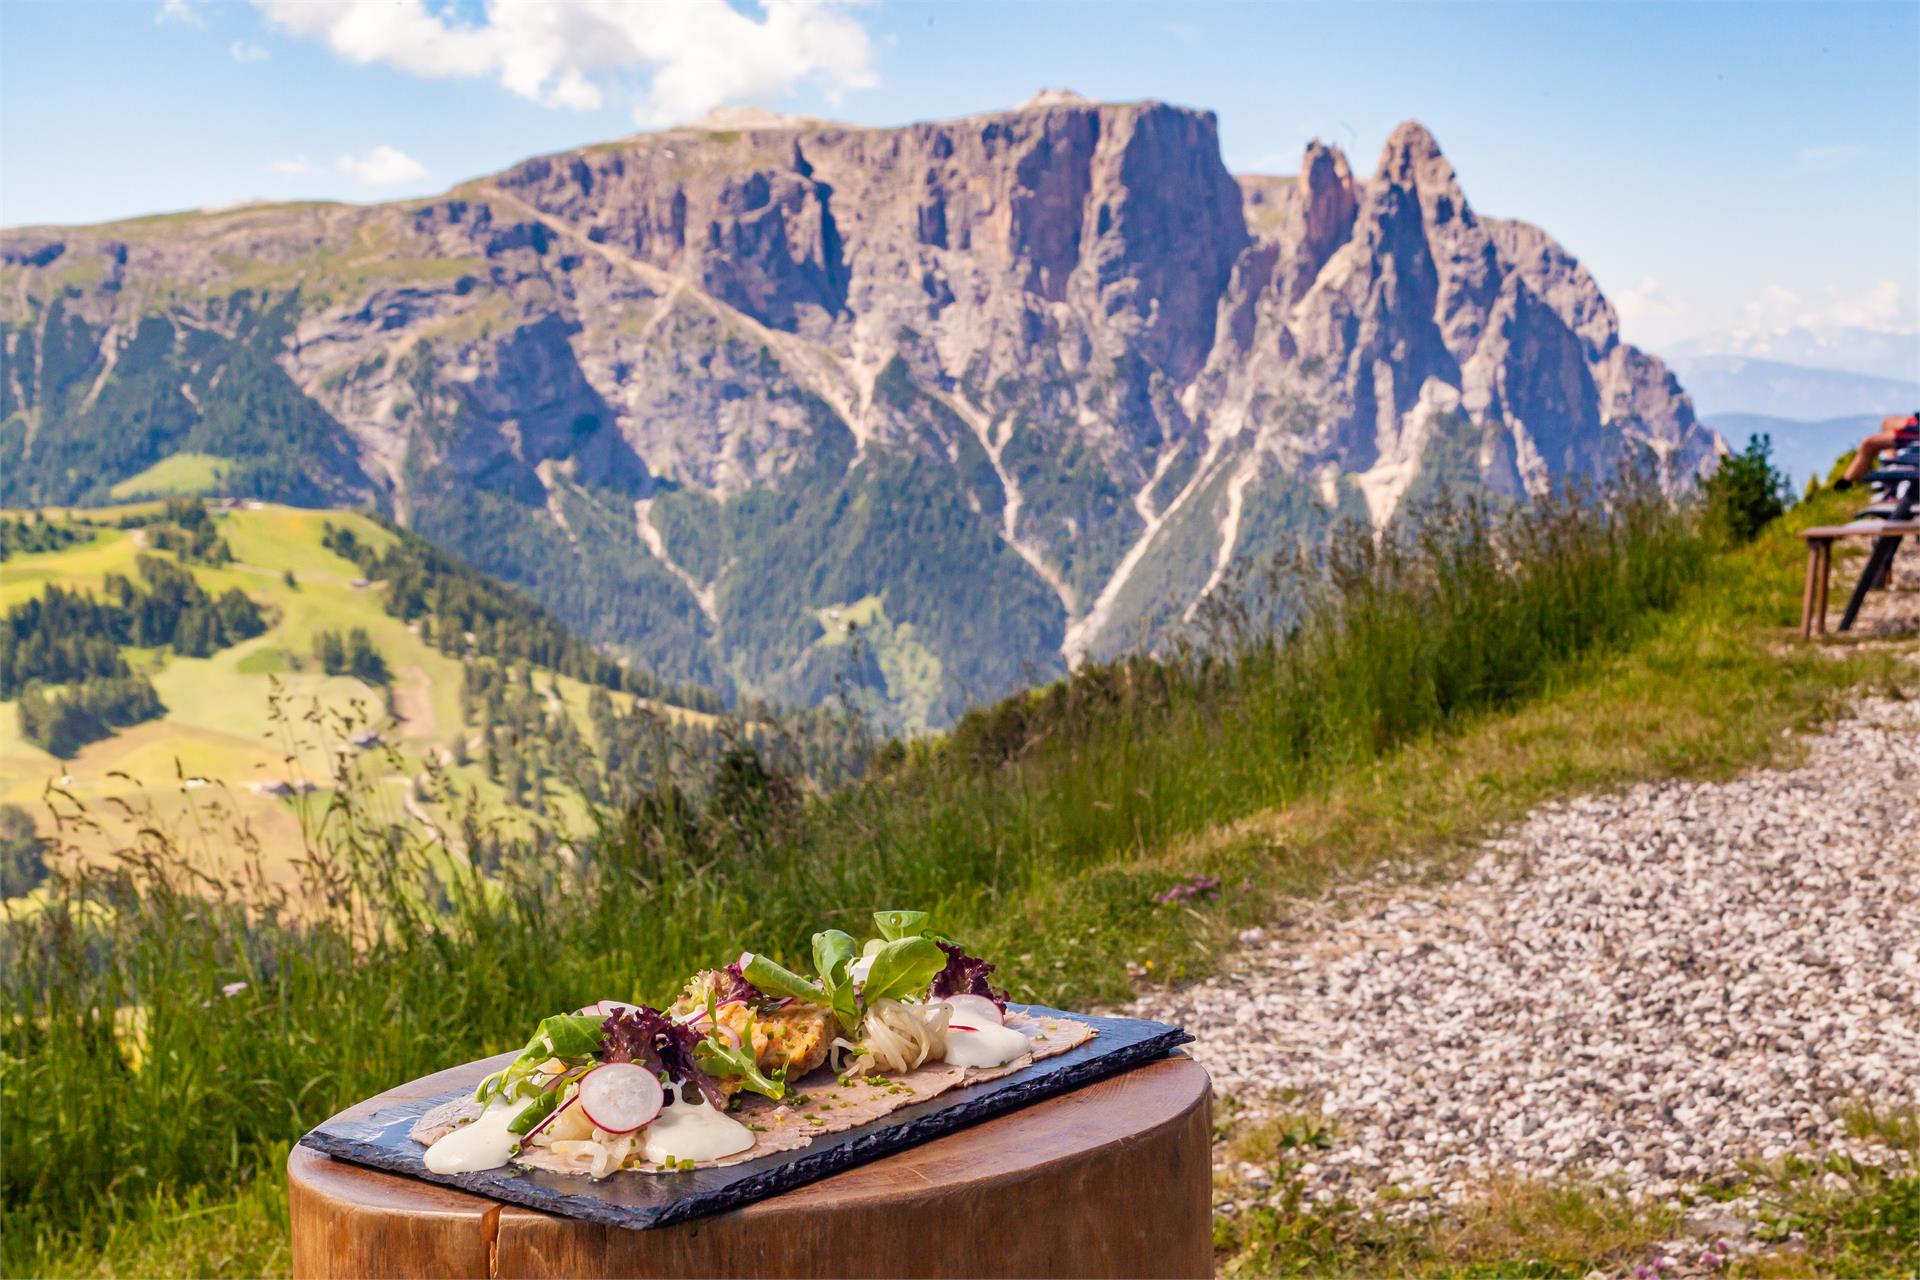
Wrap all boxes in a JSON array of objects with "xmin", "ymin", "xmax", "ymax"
[
  {"xmin": 928, "ymin": 940, "xmax": 1008, "ymax": 1013},
  {"xmin": 811, "ymin": 930, "xmax": 861, "ymax": 1032},
  {"xmin": 599, "ymin": 1005, "xmax": 727, "ymax": 1109},
  {"xmin": 811, "ymin": 930, "xmax": 857, "ymax": 987},
  {"xmin": 690, "ymin": 992, "xmax": 786, "ymax": 1101},
  {"xmin": 477, "ymin": 1012, "xmax": 610, "ymax": 1103},
  {"xmin": 718, "ymin": 961, "xmax": 761, "ymax": 1004},
  {"xmin": 860, "ymin": 936, "xmax": 948, "ymax": 1006},
  {"xmin": 506, "ymin": 1089, "xmax": 560, "ymax": 1135},
  {"xmin": 533, "ymin": 1014, "xmax": 610, "ymax": 1059},
  {"xmin": 871, "ymin": 910, "xmax": 929, "ymax": 941},
  {"xmin": 743, "ymin": 953, "xmax": 825, "ymax": 1005},
  {"xmin": 669, "ymin": 962, "xmax": 764, "ymax": 1018}
]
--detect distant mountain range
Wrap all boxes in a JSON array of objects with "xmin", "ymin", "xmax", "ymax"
[
  {"xmin": 1, "ymin": 94, "xmax": 1718, "ymax": 730},
  {"xmin": 1672, "ymin": 354, "xmax": 1918, "ymax": 420},
  {"xmin": 1666, "ymin": 326, "xmax": 1919, "ymax": 385},
  {"xmin": 1700, "ymin": 412, "xmax": 1882, "ymax": 488}
]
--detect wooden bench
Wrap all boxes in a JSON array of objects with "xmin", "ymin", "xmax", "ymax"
[
  {"xmin": 1799, "ymin": 520, "xmax": 1920, "ymax": 637},
  {"xmin": 288, "ymin": 1052, "xmax": 1213, "ymax": 1279}
]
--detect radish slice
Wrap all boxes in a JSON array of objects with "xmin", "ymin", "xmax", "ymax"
[
  {"xmin": 577, "ymin": 1064, "xmax": 663, "ymax": 1134},
  {"xmin": 577, "ymin": 1000, "xmax": 645, "ymax": 1017},
  {"xmin": 944, "ymin": 994, "xmax": 1003, "ymax": 1027}
]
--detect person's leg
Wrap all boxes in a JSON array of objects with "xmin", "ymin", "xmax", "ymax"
[{"xmin": 1839, "ymin": 415, "xmax": 1906, "ymax": 485}]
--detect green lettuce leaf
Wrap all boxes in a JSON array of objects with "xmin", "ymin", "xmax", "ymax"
[
  {"xmin": 690, "ymin": 991, "xmax": 787, "ymax": 1100},
  {"xmin": 871, "ymin": 910, "xmax": 929, "ymax": 941},
  {"xmin": 743, "ymin": 953, "xmax": 825, "ymax": 1005},
  {"xmin": 860, "ymin": 936, "xmax": 947, "ymax": 1006}
]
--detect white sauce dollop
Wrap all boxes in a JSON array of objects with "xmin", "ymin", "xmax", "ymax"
[
  {"xmin": 641, "ymin": 1086, "xmax": 755, "ymax": 1165},
  {"xmin": 424, "ymin": 1097, "xmax": 522, "ymax": 1174},
  {"xmin": 937, "ymin": 996, "xmax": 1031, "ymax": 1068}
]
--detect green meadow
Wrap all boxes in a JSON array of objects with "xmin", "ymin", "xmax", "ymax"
[{"xmin": 0, "ymin": 502, "xmax": 700, "ymax": 883}]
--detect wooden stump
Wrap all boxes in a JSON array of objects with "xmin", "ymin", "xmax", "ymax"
[{"xmin": 288, "ymin": 1053, "xmax": 1212, "ymax": 1279}]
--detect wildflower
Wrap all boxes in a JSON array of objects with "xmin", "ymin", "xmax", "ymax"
[{"xmin": 221, "ymin": 981, "xmax": 248, "ymax": 998}]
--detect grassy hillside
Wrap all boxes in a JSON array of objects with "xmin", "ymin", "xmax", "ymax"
[
  {"xmin": 0, "ymin": 501, "xmax": 737, "ymax": 889},
  {"xmin": 107, "ymin": 452, "xmax": 235, "ymax": 500},
  {"xmin": 6, "ymin": 480, "xmax": 1913, "ymax": 1278}
]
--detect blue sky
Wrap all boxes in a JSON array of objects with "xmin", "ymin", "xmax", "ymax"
[{"xmin": 2, "ymin": 1, "xmax": 1915, "ymax": 364}]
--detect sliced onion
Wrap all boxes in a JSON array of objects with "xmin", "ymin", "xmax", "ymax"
[{"xmin": 577, "ymin": 1063, "xmax": 664, "ymax": 1134}]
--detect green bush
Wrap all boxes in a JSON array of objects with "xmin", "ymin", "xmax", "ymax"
[
  {"xmin": 0, "ymin": 804, "xmax": 47, "ymax": 897},
  {"xmin": 1703, "ymin": 433, "xmax": 1791, "ymax": 544}
]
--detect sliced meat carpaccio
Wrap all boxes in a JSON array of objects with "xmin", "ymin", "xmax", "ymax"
[{"xmin": 409, "ymin": 1012, "xmax": 1096, "ymax": 1174}]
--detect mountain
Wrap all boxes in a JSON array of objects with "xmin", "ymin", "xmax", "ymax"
[
  {"xmin": 1701, "ymin": 412, "xmax": 1883, "ymax": 488},
  {"xmin": 1667, "ymin": 326, "xmax": 1920, "ymax": 384},
  {"xmin": 0, "ymin": 96, "xmax": 1718, "ymax": 730},
  {"xmin": 1671, "ymin": 354, "xmax": 1919, "ymax": 420}
]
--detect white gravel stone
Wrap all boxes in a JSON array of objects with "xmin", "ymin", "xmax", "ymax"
[{"xmin": 1128, "ymin": 685, "xmax": 1920, "ymax": 1218}]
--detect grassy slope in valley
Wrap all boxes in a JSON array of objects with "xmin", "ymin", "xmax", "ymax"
[
  {"xmin": 3, "ymin": 490, "xmax": 1915, "ymax": 1278},
  {"xmin": 0, "ymin": 502, "xmax": 716, "ymax": 883}
]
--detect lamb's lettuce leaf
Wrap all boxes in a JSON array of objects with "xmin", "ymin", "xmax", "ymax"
[
  {"xmin": 860, "ymin": 936, "xmax": 947, "ymax": 1006},
  {"xmin": 742, "ymin": 953, "xmax": 825, "ymax": 1004},
  {"xmin": 690, "ymin": 992, "xmax": 787, "ymax": 1101},
  {"xmin": 871, "ymin": 910, "xmax": 929, "ymax": 941},
  {"xmin": 477, "ymin": 1012, "xmax": 609, "ymax": 1102}
]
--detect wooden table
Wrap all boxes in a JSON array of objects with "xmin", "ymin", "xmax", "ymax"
[
  {"xmin": 1799, "ymin": 520, "xmax": 1920, "ymax": 637},
  {"xmin": 287, "ymin": 1052, "xmax": 1213, "ymax": 1279}
]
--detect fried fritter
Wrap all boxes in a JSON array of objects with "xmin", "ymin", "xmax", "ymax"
[{"xmin": 714, "ymin": 1001, "xmax": 833, "ymax": 1080}]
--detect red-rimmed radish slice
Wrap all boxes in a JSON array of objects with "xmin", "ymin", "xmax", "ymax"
[
  {"xmin": 577, "ymin": 1064, "xmax": 663, "ymax": 1134},
  {"xmin": 943, "ymin": 994, "xmax": 1003, "ymax": 1027}
]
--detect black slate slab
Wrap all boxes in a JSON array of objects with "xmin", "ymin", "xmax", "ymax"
[{"xmin": 298, "ymin": 1005, "xmax": 1191, "ymax": 1231}]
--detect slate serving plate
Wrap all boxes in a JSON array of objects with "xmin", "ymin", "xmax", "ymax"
[{"xmin": 298, "ymin": 1004, "xmax": 1192, "ymax": 1231}]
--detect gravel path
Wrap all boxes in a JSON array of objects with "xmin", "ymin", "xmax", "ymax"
[{"xmin": 1131, "ymin": 685, "xmax": 1920, "ymax": 1221}]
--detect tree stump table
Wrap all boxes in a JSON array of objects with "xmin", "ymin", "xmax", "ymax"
[{"xmin": 287, "ymin": 1052, "xmax": 1212, "ymax": 1279}]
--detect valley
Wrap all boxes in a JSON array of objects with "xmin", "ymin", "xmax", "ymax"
[{"xmin": 0, "ymin": 499, "xmax": 814, "ymax": 894}]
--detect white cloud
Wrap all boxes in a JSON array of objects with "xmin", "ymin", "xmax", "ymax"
[
  {"xmin": 1738, "ymin": 279, "xmax": 1918, "ymax": 339},
  {"xmin": 156, "ymin": 0, "xmax": 204, "ymax": 26},
  {"xmin": 266, "ymin": 155, "xmax": 321, "ymax": 177},
  {"xmin": 230, "ymin": 39, "xmax": 272, "ymax": 63},
  {"xmin": 335, "ymin": 145, "xmax": 427, "ymax": 187},
  {"xmin": 247, "ymin": 0, "xmax": 878, "ymax": 125},
  {"xmin": 1613, "ymin": 276, "xmax": 1675, "ymax": 329}
]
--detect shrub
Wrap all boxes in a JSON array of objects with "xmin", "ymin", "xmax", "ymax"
[
  {"xmin": 0, "ymin": 804, "xmax": 47, "ymax": 897},
  {"xmin": 1703, "ymin": 434, "xmax": 1791, "ymax": 544}
]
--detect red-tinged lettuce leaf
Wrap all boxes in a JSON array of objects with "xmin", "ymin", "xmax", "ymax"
[
  {"xmin": 671, "ymin": 962, "xmax": 767, "ymax": 1017},
  {"xmin": 719, "ymin": 961, "xmax": 761, "ymax": 1004},
  {"xmin": 928, "ymin": 941, "xmax": 1008, "ymax": 1013},
  {"xmin": 599, "ymin": 1006, "xmax": 727, "ymax": 1108}
]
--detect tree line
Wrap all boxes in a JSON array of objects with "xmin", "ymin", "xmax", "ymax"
[
  {"xmin": 3, "ymin": 547, "xmax": 268, "ymax": 756},
  {"xmin": 321, "ymin": 519, "xmax": 728, "ymax": 713},
  {"xmin": 0, "ymin": 514, "xmax": 94, "ymax": 562}
]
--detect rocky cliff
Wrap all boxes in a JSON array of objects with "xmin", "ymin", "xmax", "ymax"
[{"xmin": 0, "ymin": 95, "xmax": 1719, "ymax": 728}]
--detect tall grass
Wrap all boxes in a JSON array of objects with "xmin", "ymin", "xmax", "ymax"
[{"xmin": 1, "ymin": 482, "xmax": 1703, "ymax": 1271}]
